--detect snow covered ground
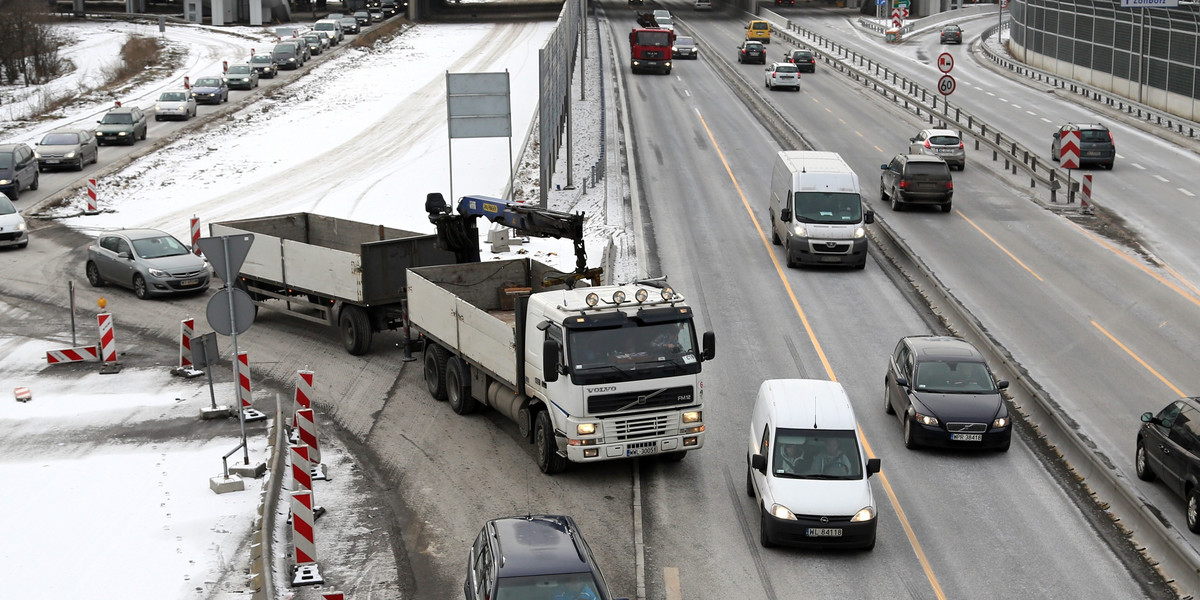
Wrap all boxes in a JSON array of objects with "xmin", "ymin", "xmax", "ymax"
[{"xmin": 1, "ymin": 14, "xmax": 625, "ymax": 599}]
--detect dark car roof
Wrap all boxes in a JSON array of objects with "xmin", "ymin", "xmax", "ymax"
[
  {"xmin": 1062, "ymin": 122, "xmax": 1109, "ymax": 131},
  {"xmin": 898, "ymin": 153, "xmax": 949, "ymax": 164},
  {"xmin": 906, "ymin": 336, "xmax": 985, "ymax": 362},
  {"xmin": 490, "ymin": 515, "xmax": 592, "ymax": 578}
]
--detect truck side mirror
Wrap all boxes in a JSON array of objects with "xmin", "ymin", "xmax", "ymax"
[
  {"xmin": 751, "ymin": 453, "xmax": 767, "ymax": 473},
  {"xmin": 866, "ymin": 457, "xmax": 881, "ymax": 476},
  {"xmin": 701, "ymin": 331, "xmax": 715, "ymax": 361},
  {"xmin": 864, "ymin": 210, "xmax": 875, "ymax": 224},
  {"xmin": 542, "ymin": 339, "xmax": 559, "ymax": 383},
  {"xmin": 780, "ymin": 208, "xmax": 792, "ymax": 222}
]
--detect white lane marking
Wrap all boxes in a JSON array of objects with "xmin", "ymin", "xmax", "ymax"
[
  {"xmin": 1041, "ymin": 117, "xmax": 1052, "ymax": 123},
  {"xmin": 1179, "ymin": 188, "xmax": 1195, "ymax": 197},
  {"xmin": 986, "ymin": 91, "xmax": 996, "ymax": 96},
  {"xmin": 665, "ymin": 567, "xmax": 682, "ymax": 600},
  {"xmin": 1131, "ymin": 163, "xmax": 1146, "ymax": 170},
  {"xmin": 1155, "ymin": 175, "xmax": 1169, "ymax": 182},
  {"xmin": 1026, "ymin": 110, "xmax": 1037, "ymax": 116}
]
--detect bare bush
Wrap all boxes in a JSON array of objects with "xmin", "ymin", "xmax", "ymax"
[{"xmin": 0, "ymin": 0, "xmax": 61, "ymax": 86}]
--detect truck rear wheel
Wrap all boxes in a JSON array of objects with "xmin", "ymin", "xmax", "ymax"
[
  {"xmin": 535, "ymin": 410, "xmax": 567, "ymax": 474},
  {"xmin": 339, "ymin": 305, "xmax": 373, "ymax": 355},
  {"xmin": 424, "ymin": 344, "xmax": 449, "ymax": 401},
  {"xmin": 446, "ymin": 357, "xmax": 478, "ymax": 415}
]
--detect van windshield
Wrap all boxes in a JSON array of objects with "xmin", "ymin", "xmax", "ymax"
[
  {"xmin": 772, "ymin": 428, "xmax": 862, "ymax": 480},
  {"xmin": 792, "ymin": 192, "xmax": 863, "ymax": 224}
]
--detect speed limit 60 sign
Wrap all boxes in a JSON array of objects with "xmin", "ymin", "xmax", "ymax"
[{"xmin": 938, "ymin": 74, "xmax": 956, "ymax": 96}]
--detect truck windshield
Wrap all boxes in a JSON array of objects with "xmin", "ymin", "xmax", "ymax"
[
  {"xmin": 567, "ymin": 319, "xmax": 700, "ymax": 383},
  {"xmin": 792, "ymin": 192, "xmax": 863, "ymax": 224},
  {"xmin": 634, "ymin": 31, "xmax": 671, "ymax": 46}
]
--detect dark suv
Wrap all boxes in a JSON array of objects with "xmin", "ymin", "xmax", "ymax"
[
  {"xmin": 1051, "ymin": 122, "xmax": 1115, "ymax": 169},
  {"xmin": 465, "ymin": 515, "xmax": 625, "ymax": 600},
  {"xmin": 785, "ymin": 48, "xmax": 816, "ymax": 72},
  {"xmin": 0, "ymin": 143, "xmax": 39, "ymax": 201},
  {"xmin": 1137, "ymin": 398, "xmax": 1200, "ymax": 532},
  {"xmin": 737, "ymin": 41, "xmax": 767, "ymax": 64},
  {"xmin": 880, "ymin": 154, "xmax": 954, "ymax": 213}
]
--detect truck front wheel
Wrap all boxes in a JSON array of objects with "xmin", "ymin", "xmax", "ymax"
[
  {"xmin": 424, "ymin": 344, "xmax": 449, "ymax": 401},
  {"xmin": 446, "ymin": 357, "xmax": 478, "ymax": 415},
  {"xmin": 535, "ymin": 410, "xmax": 568, "ymax": 474},
  {"xmin": 339, "ymin": 305, "xmax": 373, "ymax": 355}
]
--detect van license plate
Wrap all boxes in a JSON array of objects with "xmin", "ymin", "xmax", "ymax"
[
  {"xmin": 820, "ymin": 256, "xmax": 841, "ymax": 263},
  {"xmin": 951, "ymin": 433, "xmax": 983, "ymax": 441},
  {"xmin": 806, "ymin": 528, "xmax": 843, "ymax": 537}
]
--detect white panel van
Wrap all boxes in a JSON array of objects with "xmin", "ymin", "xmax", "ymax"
[
  {"xmin": 769, "ymin": 151, "xmax": 874, "ymax": 269},
  {"xmin": 747, "ymin": 379, "xmax": 881, "ymax": 550}
]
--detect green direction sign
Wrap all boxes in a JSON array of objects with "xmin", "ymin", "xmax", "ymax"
[{"xmin": 895, "ymin": 0, "xmax": 910, "ymax": 6}]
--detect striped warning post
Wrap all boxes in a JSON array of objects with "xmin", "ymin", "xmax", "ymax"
[
  {"xmin": 322, "ymin": 593, "xmax": 345, "ymax": 600},
  {"xmin": 290, "ymin": 490, "xmax": 317, "ymax": 564},
  {"xmin": 1081, "ymin": 174, "xmax": 1093, "ymax": 208},
  {"xmin": 14, "ymin": 387, "xmax": 32, "ymax": 402},
  {"xmin": 296, "ymin": 408, "xmax": 321, "ymax": 465},
  {"xmin": 97, "ymin": 313, "xmax": 117, "ymax": 363},
  {"xmin": 180, "ymin": 318, "xmax": 195, "ymax": 368},
  {"xmin": 85, "ymin": 179, "xmax": 99, "ymax": 214},
  {"xmin": 293, "ymin": 370, "xmax": 314, "ymax": 428},
  {"xmin": 291, "ymin": 444, "xmax": 313, "ymax": 493},
  {"xmin": 46, "ymin": 346, "xmax": 99, "ymax": 364},
  {"xmin": 238, "ymin": 352, "xmax": 253, "ymax": 409},
  {"xmin": 190, "ymin": 215, "xmax": 202, "ymax": 256}
]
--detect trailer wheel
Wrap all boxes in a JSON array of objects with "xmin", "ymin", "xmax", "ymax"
[
  {"xmin": 339, "ymin": 305, "xmax": 373, "ymax": 355},
  {"xmin": 445, "ymin": 357, "xmax": 478, "ymax": 415},
  {"xmin": 424, "ymin": 344, "xmax": 449, "ymax": 401},
  {"xmin": 535, "ymin": 410, "xmax": 568, "ymax": 474}
]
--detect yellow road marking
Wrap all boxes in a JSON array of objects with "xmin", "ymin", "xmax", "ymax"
[
  {"xmin": 1091, "ymin": 320, "xmax": 1187, "ymax": 397},
  {"xmin": 664, "ymin": 567, "xmax": 682, "ymax": 600},
  {"xmin": 1066, "ymin": 220, "xmax": 1200, "ymax": 309},
  {"xmin": 956, "ymin": 211, "xmax": 1044, "ymax": 281},
  {"xmin": 695, "ymin": 108, "xmax": 948, "ymax": 600}
]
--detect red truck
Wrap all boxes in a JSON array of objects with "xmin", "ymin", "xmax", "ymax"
[{"xmin": 630, "ymin": 21, "xmax": 674, "ymax": 75}]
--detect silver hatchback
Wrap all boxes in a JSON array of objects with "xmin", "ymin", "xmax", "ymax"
[
  {"xmin": 908, "ymin": 128, "xmax": 965, "ymax": 170},
  {"xmin": 86, "ymin": 229, "xmax": 211, "ymax": 299}
]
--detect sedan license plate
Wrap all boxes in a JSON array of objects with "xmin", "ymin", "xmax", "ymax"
[
  {"xmin": 1085, "ymin": 151, "xmax": 1103, "ymax": 156},
  {"xmin": 180, "ymin": 278, "xmax": 200, "ymax": 287},
  {"xmin": 626, "ymin": 443, "xmax": 658, "ymax": 457},
  {"xmin": 951, "ymin": 433, "xmax": 983, "ymax": 441},
  {"xmin": 46, "ymin": 159, "xmax": 60, "ymax": 164},
  {"xmin": 806, "ymin": 528, "xmax": 843, "ymax": 537}
]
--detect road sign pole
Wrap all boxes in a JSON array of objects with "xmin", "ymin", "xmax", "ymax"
[{"xmin": 223, "ymin": 236, "xmax": 250, "ymax": 465}]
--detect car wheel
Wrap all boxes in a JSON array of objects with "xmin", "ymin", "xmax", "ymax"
[
  {"xmin": 1135, "ymin": 440, "xmax": 1156, "ymax": 481},
  {"xmin": 29, "ymin": 172, "xmax": 38, "ymax": 191},
  {"xmin": 759, "ymin": 511, "xmax": 775, "ymax": 548},
  {"xmin": 86, "ymin": 262, "xmax": 106, "ymax": 287},
  {"xmin": 1050, "ymin": 145, "xmax": 1059, "ymax": 161},
  {"xmin": 903, "ymin": 418, "xmax": 919, "ymax": 449},
  {"xmin": 140, "ymin": 128, "xmax": 146, "ymax": 141},
  {"xmin": 133, "ymin": 274, "xmax": 149, "ymax": 299},
  {"xmin": 92, "ymin": 149, "xmax": 99, "ymax": 165},
  {"xmin": 746, "ymin": 462, "xmax": 756, "ymax": 497},
  {"xmin": 941, "ymin": 201, "xmax": 953, "ymax": 213},
  {"xmin": 784, "ymin": 241, "xmax": 797, "ymax": 268},
  {"xmin": 861, "ymin": 534, "xmax": 876, "ymax": 552},
  {"xmin": 959, "ymin": 162, "xmax": 966, "ymax": 171},
  {"xmin": 75, "ymin": 158, "xmax": 85, "ymax": 171},
  {"xmin": 338, "ymin": 304, "xmax": 373, "ymax": 355},
  {"xmin": 879, "ymin": 181, "xmax": 889, "ymax": 201},
  {"xmin": 155, "ymin": 116, "xmax": 162, "ymax": 122},
  {"xmin": 445, "ymin": 356, "xmax": 478, "ymax": 415},
  {"xmin": 535, "ymin": 410, "xmax": 568, "ymax": 474},
  {"xmin": 1189, "ymin": 489, "xmax": 1200, "ymax": 533},
  {"xmin": 996, "ymin": 436, "xmax": 1011, "ymax": 452},
  {"xmin": 891, "ymin": 190, "xmax": 904, "ymax": 211},
  {"xmin": 883, "ymin": 386, "xmax": 895, "ymax": 415},
  {"xmin": 423, "ymin": 344, "xmax": 449, "ymax": 400}
]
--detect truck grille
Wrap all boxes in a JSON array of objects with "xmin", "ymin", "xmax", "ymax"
[
  {"xmin": 642, "ymin": 50, "xmax": 664, "ymax": 59},
  {"xmin": 607, "ymin": 414, "xmax": 672, "ymax": 441},
  {"xmin": 588, "ymin": 386, "xmax": 694, "ymax": 413}
]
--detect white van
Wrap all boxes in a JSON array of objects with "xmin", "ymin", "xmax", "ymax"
[
  {"xmin": 746, "ymin": 379, "xmax": 881, "ymax": 550},
  {"xmin": 314, "ymin": 19, "xmax": 345, "ymax": 44},
  {"xmin": 768, "ymin": 151, "xmax": 874, "ymax": 270}
]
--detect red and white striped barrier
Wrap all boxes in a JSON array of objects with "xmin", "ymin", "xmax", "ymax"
[
  {"xmin": 293, "ymin": 370, "xmax": 314, "ymax": 429},
  {"xmin": 85, "ymin": 179, "xmax": 99, "ymax": 215},
  {"xmin": 238, "ymin": 352, "xmax": 267, "ymax": 421},
  {"xmin": 296, "ymin": 408, "xmax": 322, "ymax": 465},
  {"xmin": 14, "ymin": 387, "xmax": 32, "ymax": 402},
  {"xmin": 98, "ymin": 313, "xmax": 117, "ymax": 362},
  {"xmin": 1081, "ymin": 174, "xmax": 1093, "ymax": 208},
  {"xmin": 290, "ymin": 490, "xmax": 324, "ymax": 586},
  {"xmin": 322, "ymin": 593, "xmax": 345, "ymax": 600},
  {"xmin": 46, "ymin": 346, "xmax": 99, "ymax": 364},
  {"xmin": 180, "ymin": 318, "xmax": 195, "ymax": 368},
  {"xmin": 291, "ymin": 444, "xmax": 312, "ymax": 493},
  {"xmin": 190, "ymin": 215, "xmax": 202, "ymax": 256}
]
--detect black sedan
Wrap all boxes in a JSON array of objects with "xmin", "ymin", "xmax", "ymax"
[
  {"xmin": 249, "ymin": 54, "xmax": 279, "ymax": 78},
  {"xmin": 784, "ymin": 48, "xmax": 816, "ymax": 72},
  {"xmin": 1137, "ymin": 398, "xmax": 1200, "ymax": 532},
  {"xmin": 940, "ymin": 24, "xmax": 963, "ymax": 44},
  {"xmin": 883, "ymin": 336, "xmax": 1011, "ymax": 451}
]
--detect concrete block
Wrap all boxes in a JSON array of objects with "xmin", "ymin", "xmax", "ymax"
[
  {"xmin": 292, "ymin": 563, "xmax": 324, "ymax": 587},
  {"xmin": 242, "ymin": 408, "xmax": 268, "ymax": 422},
  {"xmin": 209, "ymin": 474, "xmax": 245, "ymax": 494},
  {"xmin": 170, "ymin": 366, "xmax": 205, "ymax": 378},
  {"xmin": 201, "ymin": 405, "xmax": 233, "ymax": 420},
  {"xmin": 231, "ymin": 460, "xmax": 267, "ymax": 478}
]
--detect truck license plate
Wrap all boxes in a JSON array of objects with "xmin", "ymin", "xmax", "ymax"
[{"xmin": 626, "ymin": 443, "xmax": 658, "ymax": 457}]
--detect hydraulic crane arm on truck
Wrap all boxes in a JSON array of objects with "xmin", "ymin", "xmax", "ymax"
[{"xmin": 425, "ymin": 192, "xmax": 603, "ymax": 287}]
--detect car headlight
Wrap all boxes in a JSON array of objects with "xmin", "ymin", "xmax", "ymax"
[
  {"xmin": 770, "ymin": 504, "xmax": 797, "ymax": 520},
  {"xmin": 993, "ymin": 416, "xmax": 1010, "ymax": 428},
  {"xmin": 64, "ymin": 151, "xmax": 76, "ymax": 159},
  {"xmin": 576, "ymin": 423, "xmax": 596, "ymax": 435},
  {"xmin": 0, "ymin": 179, "xmax": 11, "ymax": 185},
  {"xmin": 914, "ymin": 411, "xmax": 939, "ymax": 426},
  {"xmin": 682, "ymin": 411, "xmax": 701, "ymax": 424},
  {"xmin": 854, "ymin": 226, "xmax": 866, "ymax": 238},
  {"xmin": 15, "ymin": 221, "xmax": 27, "ymax": 231},
  {"xmin": 850, "ymin": 506, "xmax": 876, "ymax": 522},
  {"xmin": 148, "ymin": 268, "xmax": 169, "ymax": 278},
  {"xmin": 792, "ymin": 224, "xmax": 808, "ymax": 237},
  {"xmin": 117, "ymin": 132, "xmax": 127, "ymax": 136}
]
